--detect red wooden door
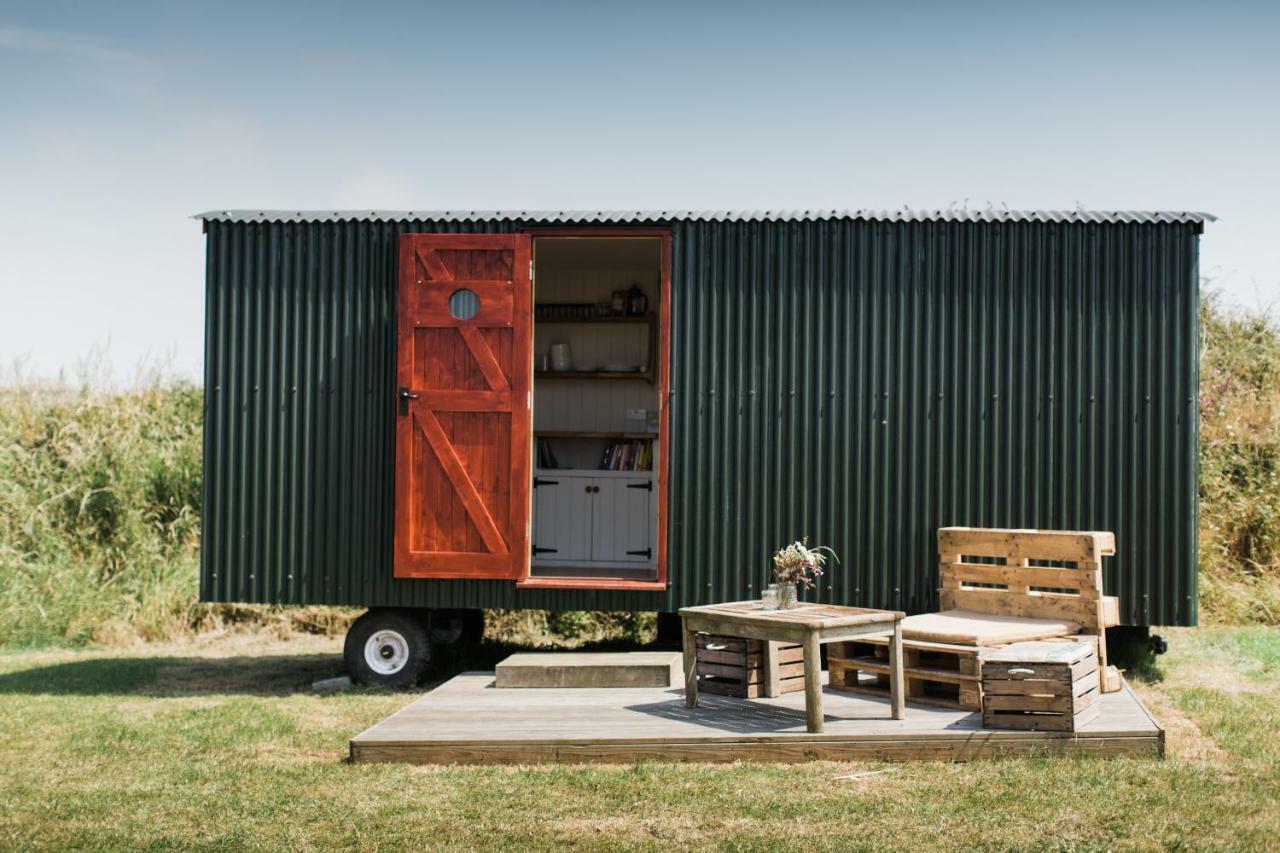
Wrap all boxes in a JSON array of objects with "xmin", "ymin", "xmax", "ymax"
[{"xmin": 394, "ymin": 233, "xmax": 532, "ymax": 579}]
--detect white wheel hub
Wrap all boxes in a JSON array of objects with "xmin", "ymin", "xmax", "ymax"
[{"xmin": 364, "ymin": 629, "xmax": 410, "ymax": 675}]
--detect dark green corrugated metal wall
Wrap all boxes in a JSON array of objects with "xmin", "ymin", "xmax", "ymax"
[{"xmin": 201, "ymin": 216, "xmax": 1199, "ymax": 625}]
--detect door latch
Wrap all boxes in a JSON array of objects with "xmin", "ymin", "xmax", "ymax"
[{"xmin": 398, "ymin": 386, "xmax": 419, "ymax": 416}]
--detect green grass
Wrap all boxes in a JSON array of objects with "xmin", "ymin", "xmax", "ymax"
[{"xmin": 1, "ymin": 627, "xmax": 1277, "ymax": 850}]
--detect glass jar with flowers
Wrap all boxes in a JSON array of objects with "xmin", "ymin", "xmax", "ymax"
[{"xmin": 770, "ymin": 538, "xmax": 838, "ymax": 609}]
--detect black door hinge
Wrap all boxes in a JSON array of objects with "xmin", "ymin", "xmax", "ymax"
[
  {"xmin": 532, "ymin": 545, "xmax": 558, "ymax": 556},
  {"xmin": 533, "ymin": 478, "xmax": 559, "ymax": 488},
  {"xmin": 626, "ymin": 481, "xmax": 653, "ymax": 491},
  {"xmin": 626, "ymin": 548, "xmax": 652, "ymax": 558}
]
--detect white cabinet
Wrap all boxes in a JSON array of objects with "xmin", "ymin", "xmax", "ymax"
[
  {"xmin": 591, "ymin": 477, "xmax": 653, "ymax": 562},
  {"xmin": 532, "ymin": 471, "xmax": 654, "ymax": 567},
  {"xmin": 531, "ymin": 473, "xmax": 594, "ymax": 562}
]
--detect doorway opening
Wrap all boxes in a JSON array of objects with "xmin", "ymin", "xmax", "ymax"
[{"xmin": 519, "ymin": 233, "xmax": 669, "ymax": 590}]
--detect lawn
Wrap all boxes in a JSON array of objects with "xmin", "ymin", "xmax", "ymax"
[{"xmin": 1, "ymin": 627, "xmax": 1277, "ymax": 851}]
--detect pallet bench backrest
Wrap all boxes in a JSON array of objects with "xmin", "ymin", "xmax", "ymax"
[{"xmin": 937, "ymin": 527, "xmax": 1116, "ymax": 635}]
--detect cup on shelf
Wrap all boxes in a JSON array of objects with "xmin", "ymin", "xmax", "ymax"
[{"xmin": 549, "ymin": 343, "xmax": 572, "ymax": 372}]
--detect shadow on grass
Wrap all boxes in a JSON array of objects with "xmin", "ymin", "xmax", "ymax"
[
  {"xmin": 0, "ymin": 653, "xmax": 346, "ymax": 697},
  {"xmin": 0, "ymin": 636, "xmax": 655, "ymax": 697}
]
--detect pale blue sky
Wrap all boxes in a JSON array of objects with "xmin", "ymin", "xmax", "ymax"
[{"xmin": 1, "ymin": 0, "xmax": 1277, "ymax": 382}]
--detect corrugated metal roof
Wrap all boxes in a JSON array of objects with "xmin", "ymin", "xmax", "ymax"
[{"xmin": 194, "ymin": 208, "xmax": 1214, "ymax": 226}]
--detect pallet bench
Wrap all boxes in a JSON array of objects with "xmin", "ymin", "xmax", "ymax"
[
  {"xmin": 828, "ymin": 635, "xmax": 982, "ymax": 709},
  {"xmin": 829, "ymin": 527, "xmax": 1122, "ymax": 711}
]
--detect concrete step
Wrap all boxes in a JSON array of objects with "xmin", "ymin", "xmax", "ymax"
[{"xmin": 495, "ymin": 651, "xmax": 682, "ymax": 688}]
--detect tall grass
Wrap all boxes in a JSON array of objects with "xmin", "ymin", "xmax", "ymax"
[
  {"xmin": 1198, "ymin": 293, "xmax": 1280, "ymax": 624},
  {"xmin": 0, "ymin": 378, "xmax": 203, "ymax": 645},
  {"xmin": 1, "ymin": 292, "xmax": 1278, "ymax": 646}
]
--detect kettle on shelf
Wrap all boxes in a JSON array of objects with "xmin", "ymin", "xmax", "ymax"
[{"xmin": 626, "ymin": 284, "xmax": 648, "ymax": 316}]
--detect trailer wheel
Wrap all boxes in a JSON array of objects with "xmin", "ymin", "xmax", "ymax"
[{"xmin": 344, "ymin": 609, "xmax": 431, "ymax": 688}]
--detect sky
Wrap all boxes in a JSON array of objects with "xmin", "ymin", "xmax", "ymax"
[{"xmin": 1, "ymin": 0, "xmax": 1278, "ymax": 383}]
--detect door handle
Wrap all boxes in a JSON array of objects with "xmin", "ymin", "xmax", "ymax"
[{"xmin": 398, "ymin": 386, "xmax": 420, "ymax": 416}]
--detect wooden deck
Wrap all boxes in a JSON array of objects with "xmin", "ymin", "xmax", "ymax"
[{"xmin": 350, "ymin": 671, "xmax": 1164, "ymax": 764}]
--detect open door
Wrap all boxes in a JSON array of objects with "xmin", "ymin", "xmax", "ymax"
[{"xmin": 394, "ymin": 233, "xmax": 532, "ymax": 579}]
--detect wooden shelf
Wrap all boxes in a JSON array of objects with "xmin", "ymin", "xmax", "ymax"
[
  {"xmin": 535, "ymin": 370, "xmax": 652, "ymax": 382},
  {"xmin": 536, "ymin": 430, "xmax": 654, "ymax": 439},
  {"xmin": 534, "ymin": 467, "xmax": 653, "ymax": 478}
]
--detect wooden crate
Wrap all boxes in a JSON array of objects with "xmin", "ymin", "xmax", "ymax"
[
  {"xmin": 981, "ymin": 641, "xmax": 1100, "ymax": 732},
  {"xmin": 828, "ymin": 636, "xmax": 982, "ymax": 710},
  {"xmin": 695, "ymin": 633, "xmax": 805, "ymax": 698}
]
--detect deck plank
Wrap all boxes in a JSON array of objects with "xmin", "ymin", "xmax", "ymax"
[{"xmin": 350, "ymin": 670, "xmax": 1161, "ymax": 764}]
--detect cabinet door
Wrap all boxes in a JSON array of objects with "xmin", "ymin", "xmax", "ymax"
[
  {"xmin": 590, "ymin": 478, "xmax": 653, "ymax": 563},
  {"xmin": 532, "ymin": 475, "xmax": 593, "ymax": 562}
]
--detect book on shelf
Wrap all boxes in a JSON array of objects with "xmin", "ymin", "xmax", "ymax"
[
  {"xmin": 536, "ymin": 438, "xmax": 560, "ymax": 469},
  {"xmin": 599, "ymin": 438, "xmax": 652, "ymax": 471}
]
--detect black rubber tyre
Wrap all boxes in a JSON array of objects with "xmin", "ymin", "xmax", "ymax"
[{"xmin": 344, "ymin": 609, "xmax": 431, "ymax": 688}]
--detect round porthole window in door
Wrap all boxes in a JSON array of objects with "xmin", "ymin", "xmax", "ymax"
[{"xmin": 448, "ymin": 288, "xmax": 479, "ymax": 321}]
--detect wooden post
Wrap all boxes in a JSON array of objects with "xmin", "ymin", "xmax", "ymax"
[
  {"xmin": 802, "ymin": 629, "xmax": 823, "ymax": 733},
  {"xmin": 761, "ymin": 640, "xmax": 782, "ymax": 698},
  {"xmin": 889, "ymin": 619, "xmax": 905, "ymax": 720},
  {"xmin": 682, "ymin": 620, "xmax": 698, "ymax": 708}
]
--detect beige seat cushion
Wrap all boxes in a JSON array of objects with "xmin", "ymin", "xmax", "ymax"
[{"xmin": 900, "ymin": 610, "xmax": 1081, "ymax": 647}]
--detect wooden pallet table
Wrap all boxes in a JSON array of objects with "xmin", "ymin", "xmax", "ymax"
[{"xmin": 679, "ymin": 600, "xmax": 906, "ymax": 733}]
